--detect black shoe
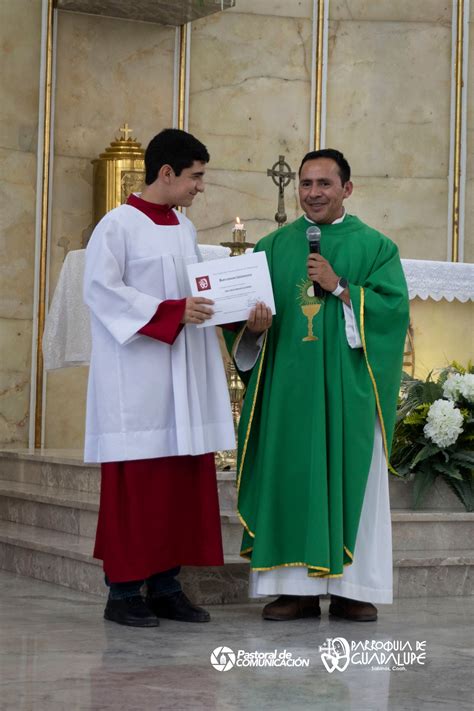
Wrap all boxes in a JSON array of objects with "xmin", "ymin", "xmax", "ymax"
[
  {"xmin": 104, "ymin": 596, "xmax": 160, "ymax": 627},
  {"xmin": 147, "ymin": 591, "xmax": 211, "ymax": 623}
]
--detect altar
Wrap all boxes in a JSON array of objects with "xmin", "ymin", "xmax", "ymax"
[{"xmin": 41, "ymin": 249, "xmax": 473, "ymax": 449}]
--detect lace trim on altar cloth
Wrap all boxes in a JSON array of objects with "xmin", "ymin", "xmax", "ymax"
[{"xmin": 400, "ymin": 259, "xmax": 474, "ymax": 302}]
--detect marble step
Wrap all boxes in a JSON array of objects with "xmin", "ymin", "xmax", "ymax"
[
  {"xmin": 0, "ymin": 519, "xmax": 249, "ymax": 603},
  {"xmin": 0, "ymin": 478, "xmax": 472, "ymax": 556},
  {"xmin": 391, "ymin": 510, "xmax": 474, "ymax": 552},
  {"xmin": 0, "ymin": 519, "xmax": 472, "ymax": 601},
  {"xmin": 0, "ymin": 451, "xmax": 238, "ymax": 509},
  {"xmin": 0, "ymin": 478, "xmax": 241, "ymax": 555},
  {"xmin": 0, "ymin": 449, "xmax": 466, "ymax": 511}
]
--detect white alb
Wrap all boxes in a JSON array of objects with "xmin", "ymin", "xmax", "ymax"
[{"xmin": 83, "ymin": 205, "xmax": 235, "ymax": 463}]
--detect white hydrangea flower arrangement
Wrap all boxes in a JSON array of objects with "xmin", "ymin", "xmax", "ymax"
[
  {"xmin": 424, "ymin": 399, "xmax": 464, "ymax": 448},
  {"xmin": 391, "ymin": 363, "xmax": 473, "ymax": 511}
]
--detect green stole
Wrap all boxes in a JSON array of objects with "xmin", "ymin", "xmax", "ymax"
[{"xmin": 226, "ymin": 214, "xmax": 409, "ymax": 577}]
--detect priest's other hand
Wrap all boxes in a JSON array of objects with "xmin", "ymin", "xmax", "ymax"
[
  {"xmin": 182, "ymin": 297, "xmax": 214, "ymax": 324},
  {"xmin": 307, "ymin": 253, "xmax": 339, "ymax": 292},
  {"xmin": 246, "ymin": 302, "xmax": 273, "ymax": 334}
]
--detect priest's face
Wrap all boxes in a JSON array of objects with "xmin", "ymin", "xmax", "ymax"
[
  {"xmin": 169, "ymin": 160, "xmax": 206, "ymax": 207},
  {"xmin": 299, "ymin": 158, "xmax": 353, "ymax": 224}
]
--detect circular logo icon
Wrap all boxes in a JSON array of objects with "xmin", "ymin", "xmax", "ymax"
[
  {"xmin": 210, "ymin": 646, "xmax": 236, "ymax": 672},
  {"xmin": 320, "ymin": 637, "xmax": 351, "ymax": 673}
]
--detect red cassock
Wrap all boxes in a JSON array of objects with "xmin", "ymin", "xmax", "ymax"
[{"xmin": 93, "ymin": 193, "xmax": 225, "ymax": 582}]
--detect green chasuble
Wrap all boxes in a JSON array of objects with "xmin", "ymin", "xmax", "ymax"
[{"xmin": 226, "ymin": 214, "xmax": 409, "ymax": 578}]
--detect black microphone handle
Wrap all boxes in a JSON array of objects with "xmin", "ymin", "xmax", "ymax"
[{"xmin": 309, "ymin": 243, "xmax": 325, "ymax": 298}]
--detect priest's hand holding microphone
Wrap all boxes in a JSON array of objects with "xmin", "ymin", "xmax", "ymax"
[{"xmin": 306, "ymin": 226, "xmax": 351, "ymax": 305}]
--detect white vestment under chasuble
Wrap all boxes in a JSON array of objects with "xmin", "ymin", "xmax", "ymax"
[{"xmin": 83, "ymin": 204, "xmax": 235, "ymax": 463}]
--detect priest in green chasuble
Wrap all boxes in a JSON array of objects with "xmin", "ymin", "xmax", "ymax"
[{"xmin": 227, "ymin": 149, "xmax": 409, "ymax": 622}]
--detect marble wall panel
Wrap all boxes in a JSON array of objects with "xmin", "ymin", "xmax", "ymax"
[
  {"xmin": 187, "ymin": 167, "xmax": 300, "ymax": 244},
  {"xmin": 227, "ymin": 1, "xmax": 312, "ymax": 19},
  {"xmin": 0, "ymin": 318, "xmax": 31, "ymax": 447},
  {"xmin": 0, "ymin": 146, "xmax": 36, "ymax": 448},
  {"xmin": 0, "ymin": 1, "xmax": 40, "ymax": 448},
  {"xmin": 0, "ymin": 149, "xmax": 36, "ymax": 319},
  {"xmin": 188, "ymin": 11, "xmax": 312, "ymax": 173},
  {"xmin": 330, "ymin": 1, "xmax": 452, "ymax": 23},
  {"xmin": 48, "ymin": 156, "xmax": 94, "ymax": 298},
  {"xmin": 44, "ymin": 368, "xmax": 88, "ymax": 450},
  {"xmin": 54, "ymin": 12, "xmax": 175, "ymax": 159},
  {"xmin": 465, "ymin": 181, "xmax": 474, "ymax": 263},
  {"xmin": 0, "ymin": 0, "xmax": 42, "ymax": 152},
  {"xmin": 326, "ymin": 20, "xmax": 451, "ymax": 180},
  {"xmin": 346, "ymin": 176, "xmax": 448, "ymax": 260}
]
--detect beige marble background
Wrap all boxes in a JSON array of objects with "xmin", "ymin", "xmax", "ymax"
[
  {"xmin": 326, "ymin": 11, "xmax": 452, "ymax": 260},
  {"xmin": 0, "ymin": 1, "xmax": 471, "ymax": 450},
  {"xmin": 0, "ymin": 0, "xmax": 42, "ymax": 447},
  {"xmin": 187, "ymin": 4, "xmax": 313, "ymax": 241}
]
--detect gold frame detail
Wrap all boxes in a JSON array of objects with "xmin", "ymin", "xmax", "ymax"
[
  {"xmin": 451, "ymin": 0, "xmax": 465, "ymax": 263},
  {"xmin": 177, "ymin": 23, "xmax": 188, "ymax": 130},
  {"xmin": 34, "ymin": 0, "xmax": 55, "ymax": 447},
  {"xmin": 313, "ymin": 0, "xmax": 325, "ymax": 150}
]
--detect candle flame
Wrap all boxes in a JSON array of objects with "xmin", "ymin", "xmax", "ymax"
[{"xmin": 236, "ymin": 217, "xmax": 241, "ymax": 225}]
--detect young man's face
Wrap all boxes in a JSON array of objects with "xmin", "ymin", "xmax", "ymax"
[
  {"xmin": 169, "ymin": 160, "xmax": 206, "ymax": 207},
  {"xmin": 298, "ymin": 158, "xmax": 352, "ymax": 224}
]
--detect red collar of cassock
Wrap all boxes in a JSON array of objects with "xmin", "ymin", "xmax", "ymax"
[{"xmin": 126, "ymin": 192, "xmax": 179, "ymax": 226}]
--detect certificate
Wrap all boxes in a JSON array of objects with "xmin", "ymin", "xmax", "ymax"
[{"xmin": 186, "ymin": 252, "xmax": 276, "ymax": 327}]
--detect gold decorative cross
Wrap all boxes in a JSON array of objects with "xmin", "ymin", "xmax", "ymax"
[{"xmin": 119, "ymin": 123, "xmax": 133, "ymax": 140}]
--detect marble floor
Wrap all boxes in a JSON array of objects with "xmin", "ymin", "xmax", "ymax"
[{"xmin": 0, "ymin": 571, "xmax": 472, "ymax": 711}]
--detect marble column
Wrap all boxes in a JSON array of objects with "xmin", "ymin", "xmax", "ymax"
[{"xmin": 0, "ymin": 0, "xmax": 42, "ymax": 447}]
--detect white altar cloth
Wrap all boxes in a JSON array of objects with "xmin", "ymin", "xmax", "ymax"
[{"xmin": 42, "ymin": 249, "xmax": 474, "ymax": 371}]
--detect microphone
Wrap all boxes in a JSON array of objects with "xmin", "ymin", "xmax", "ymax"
[{"xmin": 306, "ymin": 225, "xmax": 325, "ymax": 298}]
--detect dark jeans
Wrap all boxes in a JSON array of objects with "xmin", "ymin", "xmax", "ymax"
[{"xmin": 106, "ymin": 566, "xmax": 182, "ymax": 600}]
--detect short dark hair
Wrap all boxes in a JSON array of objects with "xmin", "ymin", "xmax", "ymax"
[
  {"xmin": 298, "ymin": 149, "xmax": 351, "ymax": 185},
  {"xmin": 145, "ymin": 128, "xmax": 210, "ymax": 184}
]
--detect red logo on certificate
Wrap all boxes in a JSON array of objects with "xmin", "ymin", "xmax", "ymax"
[{"xmin": 196, "ymin": 276, "xmax": 211, "ymax": 291}]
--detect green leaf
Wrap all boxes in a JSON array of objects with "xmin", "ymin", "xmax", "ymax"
[
  {"xmin": 450, "ymin": 451, "xmax": 474, "ymax": 466},
  {"xmin": 431, "ymin": 461, "xmax": 463, "ymax": 480},
  {"xmin": 411, "ymin": 444, "xmax": 439, "ymax": 468},
  {"xmin": 412, "ymin": 469, "xmax": 435, "ymax": 509}
]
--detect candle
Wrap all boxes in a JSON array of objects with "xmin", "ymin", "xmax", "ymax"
[{"xmin": 232, "ymin": 216, "xmax": 246, "ymax": 243}]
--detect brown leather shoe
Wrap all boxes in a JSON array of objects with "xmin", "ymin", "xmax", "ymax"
[
  {"xmin": 262, "ymin": 595, "xmax": 321, "ymax": 621},
  {"xmin": 329, "ymin": 595, "xmax": 377, "ymax": 621}
]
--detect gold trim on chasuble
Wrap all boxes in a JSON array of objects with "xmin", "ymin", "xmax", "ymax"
[{"xmin": 235, "ymin": 289, "xmax": 354, "ymax": 577}]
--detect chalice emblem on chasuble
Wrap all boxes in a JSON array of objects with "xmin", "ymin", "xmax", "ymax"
[{"xmin": 297, "ymin": 279, "xmax": 324, "ymax": 342}]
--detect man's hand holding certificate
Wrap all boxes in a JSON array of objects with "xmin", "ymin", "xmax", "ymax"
[{"xmin": 186, "ymin": 252, "xmax": 276, "ymax": 328}]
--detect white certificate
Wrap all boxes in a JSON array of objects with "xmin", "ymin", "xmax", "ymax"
[{"xmin": 186, "ymin": 252, "xmax": 276, "ymax": 327}]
